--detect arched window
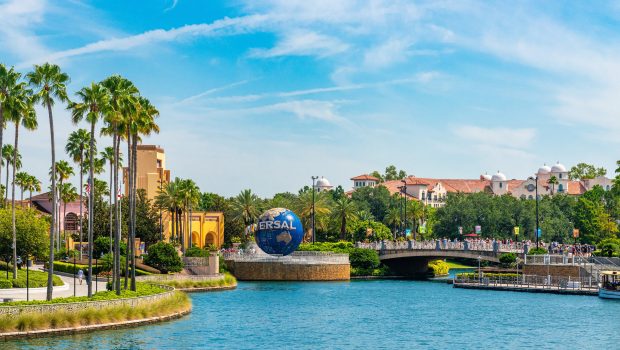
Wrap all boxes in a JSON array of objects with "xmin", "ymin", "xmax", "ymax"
[
  {"xmin": 520, "ymin": 195, "xmax": 526, "ymax": 199},
  {"xmin": 558, "ymin": 184, "xmax": 564, "ymax": 192},
  {"xmin": 499, "ymin": 182, "xmax": 503, "ymax": 189},
  {"xmin": 64, "ymin": 213, "xmax": 79, "ymax": 231},
  {"xmin": 559, "ymin": 173, "xmax": 562, "ymax": 179}
]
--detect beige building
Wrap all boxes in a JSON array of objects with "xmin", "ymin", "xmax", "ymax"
[{"xmin": 125, "ymin": 145, "xmax": 224, "ymax": 249}]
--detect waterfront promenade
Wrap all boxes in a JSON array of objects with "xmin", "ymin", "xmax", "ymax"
[{"xmin": 0, "ymin": 266, "xmax": 107, "ymax": 301}]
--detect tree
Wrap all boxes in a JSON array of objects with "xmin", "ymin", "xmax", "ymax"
[
  {"xmin": 0, "ymin": 65, "xmax": 21, "ymax": 210},
  {"xmin": 351, "ymin": 185, "xmax": 391, "ymax": 222},
  {"xmin": 6, "ymin": 75, "xmax": 36, "ymax": 279},
  {"xmin": 2, "ymin": 144, "xmax": 21, "ymax": 203},
  {"xmin": 14, "ymin": 171, "xmax": 30, "ymax": 206},
  {"xmin": 231, "ymin": 189, "xmax": 261, "ymax": 229},
  {"xmin": 25, "ymin": 174, "xmax": 41, "ymax": 205},
  {"xmin": 569, "ymin": 163, "xmax": 607, "ymax": 180},
  {"xmin": 51, "ymin": 160, "xmax": 74, "ymax": 250},
  {"xmin": 383, "ymin": 165, "xmax": 407, "ymax": 181},
  {"xmin": 69, "ymin": 82, "xmax": 109, "ymax": 297},
  {"xmin": 65, "ymin": 128, "xmax": 90, "ymax": 258},
  {"xmin": 383, "ymin": 207, "xmax": 401, "ymax": 235},
  {"xmin": 59, "ymin": 182, "xmax": 78, "ymax": 249},
  {"xmin": 134, "ymin": 189, "xmax": 160, "ymax": 247},
  {"xmin": 331, "ymin": 196, "xmax": 357, "ymax": 240},
  {"xmin": 0, "ymin": 207, "xmax": 49, "ymax": 264},
  {"xmin": 294, "ymin": 189, "xmax": 331, "ymax": 241},
  {"xmin": 143, "ymin": 242, "xmax": 183, "ymax": 273},
  {"xmin": 27, "ymin": 63, "xmax": 70, "ymax": 301},
  {"xmin": 100, "ymin": 146, "xmax": 121, "ymax": 265},
  {"xmin": 547, "ymin": 175, "xmax": 558, "ymax": 195},
  {"xmin": 101, "ymin": 74, "xmax": 138, "ymax": 295},
  {"xmin": 180, "ymin": 179, "xmax": 200, "ymax": 250}
]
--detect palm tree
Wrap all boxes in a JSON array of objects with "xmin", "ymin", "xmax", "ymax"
[
  {"xmin": 100, "ymin": 146, "xmax": 121, "ymax": 262},
  {"xmin": 6, "ymin": 83, "xmax": 36, "ymax": 278},
  {"xmin": 384, "ymin": 207, "xmax": 401, "ymax": 236},
  {"xmin": 59, "ymin": 182, "xmax": 78, "ymax": 250},
  {"xmin": 0, "ymin": 64, "xmax": 21, "ymax": 208},
  {"xmin": 548, "ymin": 175, "xmax": 558, "ymax": 196},
  {"xmin": 50, "ymin": 160, "xmax": 74, "ymax": 251},
  {"xmin": 331, "ymin": 197, "xmax": 357, "ymax": 240},
  {"xmin": 69, "ymin": 83, "xmax": 109, "ymax": 298},
  {"xmin": 180, "ymin": 179, "xmax": 200, "ymax": 249},
  {"xmin": 101, "ymin": 75, "xmax": 138, "ymax": 295},
  {"xmin": 65, "ymin": 128, "xmax": 90, "ymax": 258},
  {"xmin": 15, "ymin": 171, "xmax": 30, "ymax": 206},
  {"xmin": 26, "ymin": 174, "xmax": 41, "ymax": 205},
  {"xmin": 2, "ymin": 144, "xmax": 21, "ymax": 203},
  {"xmin": 294, "ymin": 190, "xmax": 331, "ymax": 241},
  {"xmin": 27, "ymin": 63, "xmax": 70, "ymax": 301},
  {"xmin": 232, "ymin": 189, "xmax": 261, "ymax": 233}
]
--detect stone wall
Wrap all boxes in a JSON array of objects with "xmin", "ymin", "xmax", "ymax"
[
  {"xmin": 183, "ymin": 253, "xmax": 219, "ymax": 275},
  {"xmin": 0, "ymin": 285, "xmax": 174, "ymax": 316},
  {"xmin": 227, "ymin": 261, "xmax": 350, "ymax": 281},
  {"xmin": 136, "ymin": 274, "xmax": 224, "ymax": 282},
  {"xmin": 523, "ymin": 264, "xmax": 584, "ymax": 279}
]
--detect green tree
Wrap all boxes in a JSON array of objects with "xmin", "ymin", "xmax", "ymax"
[
  {"xmin": 144, "ymin": 242, "xmax": 183, "ymax": 273},
  {"xmin": 294, "ymin": 190, "xmax": 331, "ymax": 241},
  {"xmin": 231, "ymin": 189, "xmax": 261, "ymax": 229},
  {"xmin": 351, "ymin": 185, "xmax": 391, "ymax": 222},
  {"xmin": 14, "ymin": 171, "xmax": 30, "ymax": 206},
  {"xmin": 569, "ymin": 163, "xmax": 607, "ymax": 180},
  {"xmin": 0, "ymin": 207, "xmax": 49, "ymax": 264},
  {"xmin": 65, "ymin": 128, "xmax": 90, "ymax": 258},
  {"xmin": 547, "ymin": 175, "xmax": 558, "ymax": 195},
  {"xmin": 331, "ymin": 196, "xmax": 357, "ymax": 240},
  {"xmin": 27, "ymin": 62, "xmax": 70, "ymax": 301},
  {"xmin": 0, "ymin": 65, "xmax": 22, "ymax": 210}
]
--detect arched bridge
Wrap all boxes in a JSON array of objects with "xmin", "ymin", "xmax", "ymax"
[{"xmin": 356, "ymin": 241, "xmax": 527, "ymax": 277}]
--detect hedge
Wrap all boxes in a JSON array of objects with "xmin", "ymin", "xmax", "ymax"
[{"xmin": 428, "ymin": 260, "xmax": 449, "ymax": 276}]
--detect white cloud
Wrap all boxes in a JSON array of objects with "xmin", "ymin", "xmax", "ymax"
[
  {"xmin": 363, "ymin": 38, "xmax": 412, "ymax": 69},
  {"xmin": 249, "ymin": 31, "xmax": 349, "ymax": 58},
  {"xmin": 0, "ymin": 0, "xmax": 50, "ymax": 61},
  {"xmin": 452, "ymin": 125, "xmax": 537, "ymax": 149},
  {"xmin": 164, "ymin": 0, "xmax": 178, "ymax": 12}
]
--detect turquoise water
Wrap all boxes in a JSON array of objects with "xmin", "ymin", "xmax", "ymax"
[{"xmin": 8, "ymin": 280, "xmax": 620, "ymax": 349}]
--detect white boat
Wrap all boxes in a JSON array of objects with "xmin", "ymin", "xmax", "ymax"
[{"xmin": 599, "ymin": 271, "xmax": 620, "ymax": 300}]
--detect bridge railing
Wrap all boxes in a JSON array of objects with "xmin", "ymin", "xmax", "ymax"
[
  {"xmin": 454, "ymin": 273, "xmax": 597, "ymax": 291},
  {"xmin": 356, "ymin": 240, "xmax": 526, "ymax": 254}
]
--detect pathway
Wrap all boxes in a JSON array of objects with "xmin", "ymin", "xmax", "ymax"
[{"xmin": 0, "ymin": 265, "xmax": 108, "ymax": 301}]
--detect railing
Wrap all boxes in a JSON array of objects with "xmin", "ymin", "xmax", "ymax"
[
  {"xmin": 524, "ymin": 254, "xmax": 588, "ymax": 265},
  {"xmin": 223, "ymin": 251, "xmax": 349, "ymax": 264},
  {"xmin": 356, "ymin": 240, "xmax": 526, "ymax": 254},
  {"xmin": 454, "ymin": 274, "xmax": 598, "ymax": 292}
]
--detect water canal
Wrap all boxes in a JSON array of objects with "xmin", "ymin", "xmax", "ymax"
[{"xmin": 9, "ymin": 280, "xmax": 620, "ymax": 349}]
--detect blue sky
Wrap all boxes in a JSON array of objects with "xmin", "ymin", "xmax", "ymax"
[{"xmin": 1, "ymin": 0, "xmax": 619, "ymax": 197}]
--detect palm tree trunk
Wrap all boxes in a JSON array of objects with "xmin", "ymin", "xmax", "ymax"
[
  {"xmin": 108, "ymin": 160, "xmax": 113, "ymax": 260},
  {"xmin": 124, "ymin": 132, "xmax": 131, "ymax": 290},
  {"xmin": 57, "ymin": 179, "xmax": 62, "ymax": 251},
  {"xmin": 130, "ymin": 135, "xmax": 137, "ymax": 291},
  {"xmin": 189, "ymin": 205, "xmax": 193, "ymax": 248},
  {"xmin": 0, "ymin": 103, "xmax": 4, "ymax": 207},
  {"xmin": 63, "ymin": 201, "xmax": 67, "ymax": 252},
  {"xmin": 5, "ymin": 161, "xmax": 9, "ymax": 203},
  {"xmin": 113, "ymin": 130, "xmax": 121, "ymax": 295},
  {"xmin": 79, "ymin": 151, "xmax": 83, "ymax": 258},
  {"xmin": 20, "ymin": 187, "xmax": 24, "ymax": 208},
  {"xmin": 341, "ymin": 216, "xmax": 346, "ymax": 240},
  {"xmin": 87, "ymin": 121, "xmax": 95, "ymax": 297},
  {"xmin": 46, "ymin": 100, "xmax": 56, "ymax": 301},
  {"xmin": 11, "ymin": 124, "xmax": 19, "ymax": 279}
]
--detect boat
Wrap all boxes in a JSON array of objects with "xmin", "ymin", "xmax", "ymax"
[{"xmin": 599, "ymin": 271, "xmax": 620, "ymax": 300}]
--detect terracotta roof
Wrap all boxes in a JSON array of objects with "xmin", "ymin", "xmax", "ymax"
[
  {"xmin": 351, "ymin": 174, "xmax": 380, "ymax": 181},
  {"xmin": 568, "ymin": 181, "xmax": 586, "ymax": 195}
]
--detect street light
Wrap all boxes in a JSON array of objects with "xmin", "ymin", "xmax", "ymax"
[
  {"xmin": 477, "ymin": 256, "xmax": 482, "ymax": 284},
  {"xmin": 528, "ymin": 175, "xmax": 540, "ymax": 249},
  {"xmin": 311, "ymin": 176, "xmax": 318, "ymax": 244}
]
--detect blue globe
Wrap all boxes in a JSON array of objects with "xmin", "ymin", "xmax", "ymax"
[{"xmin": 255, "ymin": 208, "xmax": 304, "ymax": 256}]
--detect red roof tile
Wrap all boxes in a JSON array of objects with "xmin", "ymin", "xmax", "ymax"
[{"xmin": 351, "ymin": 174, "xmax": 380, "ymax": 181}]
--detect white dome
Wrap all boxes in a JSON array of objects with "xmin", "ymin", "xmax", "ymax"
[
  {"xmin": 316, "ymin": 177, "xmax": 331, "ymax": 187},
  {"xmin": 551, "ymin": 162, "xmax": 566, "ymax": 172},
  {"xmin": 538, "ymin": 164, "xmax": 551, "ymax": 174},
  {"xmin": 491, "ymin": 171, "xmax": 506, "ymax": 182},
  {"xmin": 480, "ymin": 174, "xmax": 492, "ymax": 181}
]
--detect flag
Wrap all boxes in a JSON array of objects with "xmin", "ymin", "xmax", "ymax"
[
  {"xmin": 117, "ymin": 189, "xmax": 123, "ymax": 199},
  {"xmin": 85, "ymin": 183, "xmax": 91, "ymax": 195}
]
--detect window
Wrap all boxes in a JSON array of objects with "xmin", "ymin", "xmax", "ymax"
[
  {"xmin": 559, "ymin": 173, "xmax": 562, "ymax": 179},
  {"xmin": 499, "ymin": 182, "xmax": 503, "ymax": 188},
  {"xmin": 607, "ymin": 185, "xmax": 610, "ymax": 191},
  {"xmin": 520, "ymin": 195, "xmax": 526, "ymax": 199},
  {"xmin": 558, "ymin": 184, "xmax": 564, "ymax": 192},
  {"xmin": 528, "ymin": 195, "xmax": 533, "ymax": 200}
]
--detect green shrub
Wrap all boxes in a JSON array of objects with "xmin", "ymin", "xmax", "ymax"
[
  {"xmin": 599, "ymin": 242, "xmax": 620, "ymax": 257},
  {"xmin": 499, "ymin": 252, "xmax": 517, "ymax": 266},
  {"xmin": 428, "ymin": 260, "xmax": 449, "ymax": 276},
  {"xmin": 297, "ymin": 241, "xmax": 354, "ymax": 253},
  {"xmin": 0, "ymin": 279, "xmax": 12, "ymax": 288},
  {"xmin": 219, "ymin": 255, "xmax": 228, "ymax": 273},
  {"xmin": 185, "ymin": 246, "xmax": 209, "ymax": 258},
  {"xmin": 527, "ymin": 247, "xmax": 548, "ymax": 255},
  {"xmin": 349, "ymin": 248, "xmax": 380, "ymax": 270},
  {"xmin": 144, "ymin": 242, "xmax": 183, "ymax": 273}
]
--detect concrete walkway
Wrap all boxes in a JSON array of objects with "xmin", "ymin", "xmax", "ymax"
[{"xmin": 0, "ymin": 266, "xmax": 107, "ymax": 301}]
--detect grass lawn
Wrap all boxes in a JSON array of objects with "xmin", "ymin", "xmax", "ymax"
[
  {"xmin": 0, "ymin": 269, "xmax": 64, "ymax": 289},
  {"xmin": 2, "ymin": 282, "xmax": 166, "ymax": 306},
  {"xmin": 156, "ymin": 273, "xmax": 237, "ymax": 289},
  {"xmin": 445, "ymin": 260, "xmax": 476, "ymax": 269},
  {"xmin": 0, "ymin": 291, "xmax": 190, "ymax": 333}
]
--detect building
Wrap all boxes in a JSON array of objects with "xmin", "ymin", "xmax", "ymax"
[
  {"xmin": 351, "ymin": 174, "xmax": 380, "ymax": 189},
  {"xmin": 350, "ymin": 162, "xmax": 614, "ymax": 208},
  {"xmin": 28, "ymin": 192, "xmax": 85, "ymax": 250},
  {"xmin": 125, "ymin": 145, "xmax": 224, "ymax": 249},
  {"xmin": 313, "ymin": 177, "xmax": 333, "ymax": 192}
]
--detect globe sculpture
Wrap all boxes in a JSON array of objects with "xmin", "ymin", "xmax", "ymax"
[{"xmin": 255, "ymin": 208, "xmax": 304, "ymax": 256}]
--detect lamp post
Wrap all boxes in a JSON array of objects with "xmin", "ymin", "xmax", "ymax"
[
  {"xmin": 402, "ymin": 180, "xmax": 407, "ymax": 239},
  {"xmin": 311, "ymin": 176, "xmax": 318, "ymax": 244},
  {"xmin": 26, "ymin": 257, "xmax": 30, "ymax": 301},
  {"xmin": 477, "ymin": 256, "xmax": 482, "ymax": 284},
  {"xmin": 73, "ymin": 253, "xmax": 76, "ymax": 297},
  {"xmin": 95, "ymin": 255, "xmax": 98, "ymax": 294},
  {"xmin": 158, "ymin": 177, "xmax": 163, "ymax": 241},
  {"xmin": 399, "ymin": 186, "xmax": 404, "ymax": 238},
  {"xmin": 528, "ymin": 176, "xmax": 540, "ymax": 249}
]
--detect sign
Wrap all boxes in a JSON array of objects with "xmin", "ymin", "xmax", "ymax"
[
  {"xmin": 458, "ymin": 226, "xmax": 463, "ymax": 235},
  {"xmin": 419, "ymin": 225, "xmax": 426, "ymax": 234},
  {"xmin": 405, "ymin": 229, "xmax": 412, "ymax": 237},
  {"xmin": 573, "ymin": 228, "xmax": 579, "ymax": 238},
  {"xmin": 537, "ymin": 228, "xmax": 542, "ymax": 237},
  {"xmin": 514, "ymin": 227, "xmax": 519, "ymax": 236},
  {"xmin": 475, "ymin": 225, "xmax": 481, "ymax": 234}
]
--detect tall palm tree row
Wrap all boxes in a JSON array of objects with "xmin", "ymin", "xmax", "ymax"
[
  {"xmin": 27, "ymin": 63, "xmax": 70, "ymax": 301},
  {"xmin": 65, "ymin": 129, "xmax": 90, "ymax": 258},
  {"xmin": 0, "ymin": 64, "xmax": 21, "ymax": 208}
]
